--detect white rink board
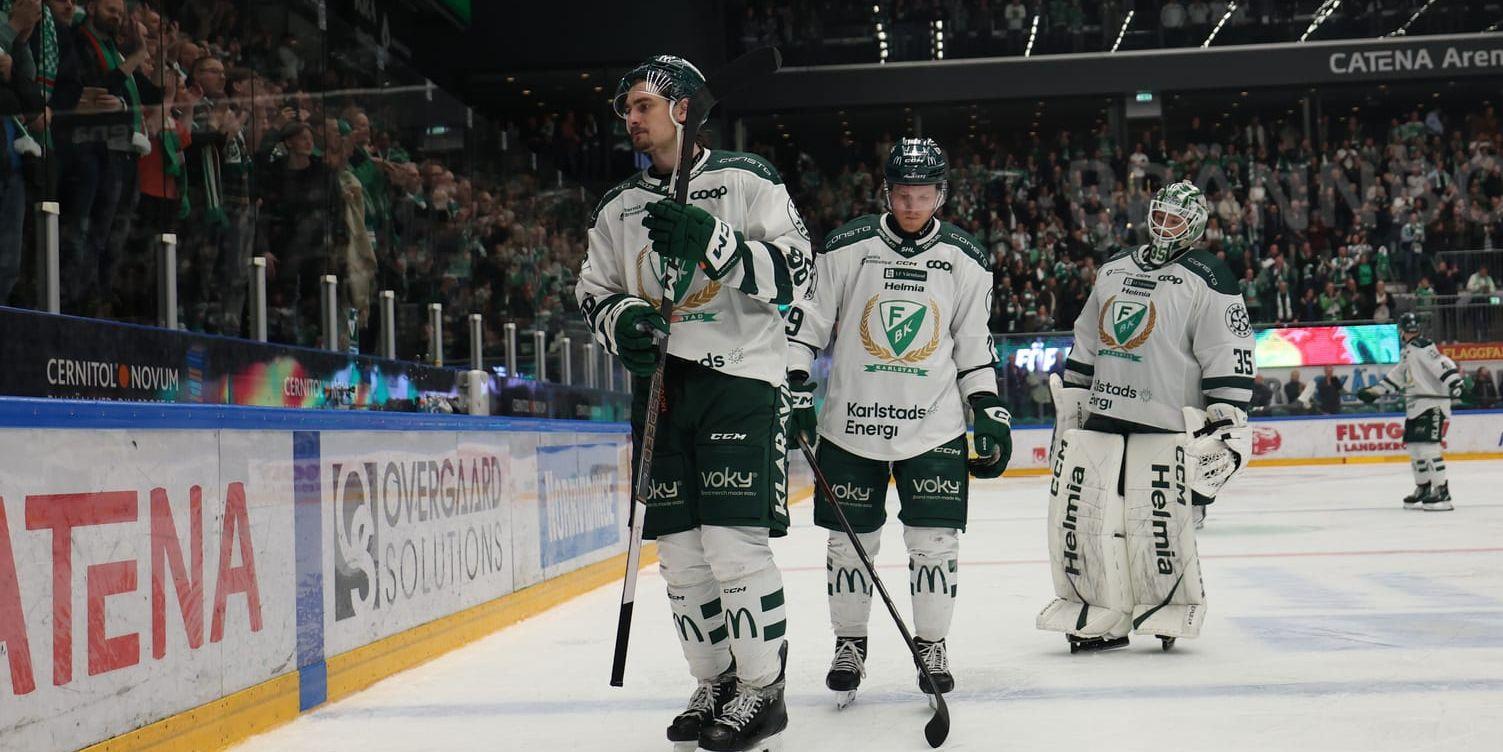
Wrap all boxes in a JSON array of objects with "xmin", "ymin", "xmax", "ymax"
[
  {"xmin": 233, "ymin": 460, "xmax": 1503, "ymax": 752},
  {"xmin": 0, "ymin": 403, "xmax": 631, "ymax": 752},
  {"xmin": 0, "ymin": 430, "xmax": 297, "ymax": 752},
  {"xmin": 1005, "ymin": 410, "xmax": 1503, "ymax": 471}
]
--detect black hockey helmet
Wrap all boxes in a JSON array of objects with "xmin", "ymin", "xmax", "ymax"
[
  {"xmin": 1398, "ymin": 311, "xmax": 1421, "ymax": 335},
  {"xmin": 612, "ymin": 55, "xmax": 707, "ymax": 124},
  {"xmin": 883, "ymin": 137, "xmax": 948, "ymax": 211}
]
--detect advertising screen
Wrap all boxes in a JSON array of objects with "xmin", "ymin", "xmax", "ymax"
[{"xmin": 1253, "ymin": 324, "xmax": 1401, "ymax": 368}]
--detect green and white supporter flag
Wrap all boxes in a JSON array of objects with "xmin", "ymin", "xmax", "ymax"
[{"xmin": 786, "ymin": 213, "xmax": 998, "ymax": 462}]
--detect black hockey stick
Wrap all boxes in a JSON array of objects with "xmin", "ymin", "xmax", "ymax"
[
  {"xmin": 610, "ymin": 46, "xmax": 784, "ymax": 688},
  {"xmin": 795, "ymin": 433, "xmax": 951, "ymax": 748}
]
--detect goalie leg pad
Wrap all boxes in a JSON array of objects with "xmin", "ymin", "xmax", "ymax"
[
  {"xmin": 827, "ymin": 529, "xmax": 882, "ymax": 638},
  {"xmin": 1036, "ymin": 430, "xmax": 1132, "ymax": 639},
  {"xmin": 1123, "ymin": 433, "xmax": 1207, "ymax": 639}
]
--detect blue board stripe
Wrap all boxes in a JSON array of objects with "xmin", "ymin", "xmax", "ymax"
[
  {"xmin": 293, "ymin": 431, "xmax": 327, "ymax": 710},
  {"xmin": 0, "ymin": 396, "xmax": 629, "ymax": 433}
]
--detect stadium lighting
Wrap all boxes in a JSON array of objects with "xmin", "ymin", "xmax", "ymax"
[
  {"xmin": 1025, "ymin": 14, "xmax": 1040, "ymax": 57},
  {"xmin": 1389, "ymin": 0, "xmax": 1441, "ymax": 37},
  {"xmin": 875, "ymin": 12, "xmax": 886, "ymax": 63},
  {"xmin": 1203, "ymin": 2, "xmax": 1238, "ymax": 48},
  {"xmin": 1111, "ymin": 10, "xmax": 1134, "ymax": 53},
  {"xmin": 1300, "ymin": 0, "xmax": 1342, "ymax": 42}
]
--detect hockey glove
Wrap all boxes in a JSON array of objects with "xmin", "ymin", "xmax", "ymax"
[
  {"xmin": 1357, "ymin": 386, "xmax": 1381, "ymax": 404},
  {"xmin": 967, "ymin": 393, "xmax": 1012, "ymax": 479},
  {"xmin": 643, "ymin": 199, "xmax": 745, "ymax": 280},
  {"xmin": 1183, "ymin": 403, "xmax": 1251, "ymax": 498},
  {"xmin": 788, "ymin": 371, "xmax": 817, "ymax": 445},
  {"xmin": 612, "ymin": 302, "xmax": 668, "ymax": 378}
]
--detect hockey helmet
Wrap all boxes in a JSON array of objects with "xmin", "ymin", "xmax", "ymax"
[
  {"xmin": 1398, "ymin": 311, "xmax": 1422, "ymax": 335},
  {"xmin": 883, "ymin": 137, "xmax": 948, "ymax": 211},
  {"xmin": 612, "ymin": 55, "xmax": 707, "ymax": 123},
  {"xmin": 1142, "ymin": 180, "xmax": 1209, "ymax": 268}
]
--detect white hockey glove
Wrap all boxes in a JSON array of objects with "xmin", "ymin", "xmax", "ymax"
[
  {"xmin": 1182, "ymin": 404, "xmax": 1251, "ymax": 498},
  {"xmin": 1048, "ymin": 373, "xmax": 1089, "ymax": 466}
]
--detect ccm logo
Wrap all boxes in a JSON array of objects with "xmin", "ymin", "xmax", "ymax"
[
  {"xmin": 690, "ymin": 186, "xmax": 729, "ymax": 200},
  {"xmin": 710, "ymin": 433, "xmax": 748, "ymax": 440}
]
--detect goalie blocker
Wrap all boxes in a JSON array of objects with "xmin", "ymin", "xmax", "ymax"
[{"xmin": 1036, "ymin": 427, "xmax": 1208, "ymax": 642}]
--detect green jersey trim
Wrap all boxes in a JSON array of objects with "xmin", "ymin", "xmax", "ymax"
[
  {"xmin": 1174, "ymin": 250, "xmax": 1240, "ymax": 296},
  {"xmin": 701, "ymin": 150, "xmax": 784, "ymax": 185},
  {"xmin": 821, "ymin": 215, "xmax": 881, "ymax": 255}
]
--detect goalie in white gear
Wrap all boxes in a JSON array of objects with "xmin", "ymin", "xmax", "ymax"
[
  {"xmin": 1038, "ymin": 180, "xmax": 1255, "ymax": 652},
  {"xmin": 1357, "ymin": 312, "xmax": 1464, "ymax": 511},
  {"xmin": 784, "ymin": 138, "xmax": 1013, "ymax": 706}
]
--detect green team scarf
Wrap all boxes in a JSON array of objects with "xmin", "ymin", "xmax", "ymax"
[
  {"xmin": 159, "ymin": 127, "xmax": 190, "ymax": 218},
  {"xmin": 1, "ymin": 1, "xmax": 58, "ymax": 99},
  {"xmin": 78, "ymin": 23, "xmax": 143, "ymax": 138}
]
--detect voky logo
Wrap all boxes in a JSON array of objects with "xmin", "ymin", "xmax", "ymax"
[
  {"xmin": 701, "ymin": 469, "xmax": 755, "ymax": 489},
  {"xmin": 829, "ymin": 482, "xmax": 873, "ymax": 502},
  {"xmin": 910, "ymin": 477, "xmax": 961, "ymax": 496}
]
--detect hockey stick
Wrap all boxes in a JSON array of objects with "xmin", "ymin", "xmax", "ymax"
[
  {"xmin": 610, "ymin": 46, "xmax": 784, "ymax": 688},
  {"xmin": 795, "ymin": 433, "xmax": 951, "ymax": 748}
]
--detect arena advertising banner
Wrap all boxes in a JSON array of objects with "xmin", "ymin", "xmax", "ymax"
[
  {"xmin": 1005, "ymin": 411, "xmax": 1502, "ymax": 472},
  {"xmin": 0, "ymin": 307, "xmax": 628, "ymax": 419},
  {"xmin": 0, "ymin": 400, "xmax": 630, "ymax": 751}
]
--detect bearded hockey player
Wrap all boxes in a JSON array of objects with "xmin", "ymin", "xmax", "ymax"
[
  {"xmin": 783, "ymin": 138, "xmax": 1013, "ymax": 707},
  {"xmin": 1357, "ymin": 312, "xmax": 1463, "ymax": 511},
  {"xmin": 575, "ymin": 55, "xmax": 815, "ymax": 752},
  {"xmin": 1037, "ymin": 181, "xmax": 1254, "ymax": 653}
]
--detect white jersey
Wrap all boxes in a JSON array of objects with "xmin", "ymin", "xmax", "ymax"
[
  {"xmin": 786, "ymin": 214, "xmax": 997, "ymax": 461},
  {"xmin": 1379, "ymin": 338, "xmax": 1462, "ymax": 418},
  {"xmin": 576, "ymin": 149, "xmax": 815, "ymax": 387},
  {"xmin": 1063, "ymin": 247, "xmax": 1255, "ymax": 432}
]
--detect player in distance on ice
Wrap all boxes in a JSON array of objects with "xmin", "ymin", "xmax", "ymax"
[
  {"xmin": 783, "ymin": 138, "xmax": 1014, "ymax": 708},
  {"xmin": 576, "ymin": 54, "xmax": 815, "ymax": 752},
  {"xmin": 1038, "ymin": 181, "xmax": 1254, "ymax": 653},
  {"xmin": 1357, "ymin": 312, "xmax": 1464, "ymax": 511}
]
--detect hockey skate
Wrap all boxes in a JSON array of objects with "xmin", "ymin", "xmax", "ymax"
[
  {"xmin": 825, "ymin": 637, "xmax": 867, "ymax": 710},
  {"xmin": 1157, "ymin": 635, "xmax": 1177, "ymax": 652},
  {"xmin": 667, "ymin": 664, "xmax": 737, "ymax": 752},
  {"xmin": 1403, "ymin": 484, "xmax": 1431, "ymax": 510},
  {"xmin": 1067, "ymin": 634, "xmax": 1129, "ymax": 654},
  {"xmin": 698, "ymin": 645, "xmax": 787, "ymax": 752},
  {"xmin": 914, "ymin": 638, "xmax": 953, "ymax": 709},
  {"xmin": 1423, "ymin": 484, "xmax": 1454, "ymax": 512}
]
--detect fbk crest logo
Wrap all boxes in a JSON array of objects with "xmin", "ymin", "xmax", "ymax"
[{"xmin": 881, "ymin": 300, "xmax": 927, "ymax": 356}]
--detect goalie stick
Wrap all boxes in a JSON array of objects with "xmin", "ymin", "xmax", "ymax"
[
  {"xmin": 796, "ymin": 433, "xmax": 952, "ymax": 748},
  {"xmin": 610, "ymin": 46, "xmax": 784, "ymax": 688}
]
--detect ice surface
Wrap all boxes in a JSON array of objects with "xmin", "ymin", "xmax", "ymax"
[{"xmin": 234, "ymin": 461, "xmax": 1503, "ymax": 751}]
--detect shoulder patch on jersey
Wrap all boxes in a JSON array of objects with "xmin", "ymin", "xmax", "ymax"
[
  {"xmin": 940, "ymin": 222, "xmax": 991, "ymax": 270},
  {"xmin": 821, "ymin": 215, "xmax": 880, "ymax": 254},
  {"xmin": 701, "ymin": 150, "xmax": 784, "ymax": 186},
  {"xmin": 1175, "ymin": 250, "xmax": 1240, "ymax": 296},
  {"xmin": 589, "ymin": 175, "xmax": 651, "ymax": 226}
]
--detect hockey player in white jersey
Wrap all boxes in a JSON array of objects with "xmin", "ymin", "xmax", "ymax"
[
  {"xmin": 575, "ymin": 55, "xmax": 815, "ymax": 752},
  {"xmin": 1038, "ymin": 181, "xmax": 1255, "ymax": 653},
  {"xmin": 1357, "ymin": 312, "xmax": 1464, "ymax": 511},
  {"xmin": 784, "ymin": 138, "xmax": 1013, "ymax": 706}
]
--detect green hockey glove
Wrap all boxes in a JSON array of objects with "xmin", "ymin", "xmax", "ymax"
[
  {"xmin": 613, "ymin": 303, "xmax": 668, "ymax": 378},
  {"xmin": 643, "ymin": 199, "xmax": 746, "ymax": 280},
  {"xmin": 968, "ymin": 393, "xmax": 1013, "ymax": 479}
]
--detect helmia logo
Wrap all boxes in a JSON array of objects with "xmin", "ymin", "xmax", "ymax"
[
  {"xmin": 635, "ymin": 246, "xmax": 720, "ymax": 322},
  {"xmin": 1097, "ymin": 295, "xmax": 1157, "ymax": 363},
  {"xmin": 858, "ymin": 296, "xmax": 942, "ymax": 376}
]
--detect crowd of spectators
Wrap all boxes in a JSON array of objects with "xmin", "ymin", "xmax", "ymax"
[
  {"xmin": 0, "ymin": 0, "xmax": 594, "ymax": 356},
  {"xmin": 750, "ymin": 101, "xmax": 1503, "ymax": 337},
  {"xmin": 733, "ymin": 1, "xmax": 1488, "ymax": 64}
]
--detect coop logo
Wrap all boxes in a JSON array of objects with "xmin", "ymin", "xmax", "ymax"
[
  {"xmin": 45, "ymin": 358, "xmax": 181, "ymax": 393},
  {"xmin": 701, "ymin": 469, "xmax": 756, "ymax": 490},
  {"xmin": 926, "ymin": 259, "xmax": 953, "ymax": 272},
  {"xmin": 829, "ymin": 482, "xmax": 873, "ymax": 502},
  {"xmin": 690, "ymin": 186, "xmax": 729, "ymax": 201},
  {"xmin": 910, "ymin": 477, "xmax": 961, "ymax": 497},
  {"xmin": 1252, "ymin": 426, "xmax": 1283, "ymax": 456}
]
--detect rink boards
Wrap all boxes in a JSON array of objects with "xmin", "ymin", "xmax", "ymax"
[
  {"xmin": 0, "ymin": 399, "xmax": 636, "ymax": 752},
  {"xmin": 1002, "ymin": 410, "xmax": 1503, "ymax": 473}
]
